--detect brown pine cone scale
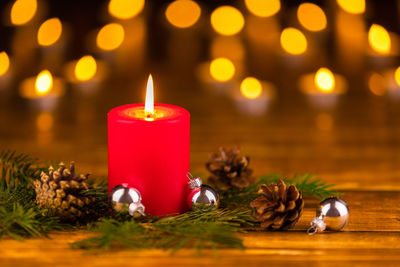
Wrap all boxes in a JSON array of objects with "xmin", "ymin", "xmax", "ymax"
[
  {"xmin": 250, "ymin": 179, "xmax": 304, "ymax": 230},
  {"xmin": 206, "ymin": 147, "xmax": 255, "ymax": 190}
]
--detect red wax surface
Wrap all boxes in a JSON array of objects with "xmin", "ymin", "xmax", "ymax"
[{"xmin": 108, "ymin": 103, "xmax": 190, "ymax": 216}]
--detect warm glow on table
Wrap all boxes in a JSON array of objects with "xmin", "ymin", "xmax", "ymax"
[
  {"xmin": 37, "ymin": 18, "xmax": 62, "ymax": 46},
  {"xmin": 36, "ymin": 112, "xmax": 54, "ymax": 132},
  {"xmin": 297, "ymin": 3, "xmax": 327, "ymax": 32},
  {"xmin": 240, "ymin": 77, "xmax": 263, "ymax": 99},
  {"xmin": 74, "ymin": 55, "xmax": 97, "ymax": 81},
  {"xmin": 165, "ymin": 0, "xmax": 201, "ymax": 28},
  {"xmin": 280, "ymin": 28, "xmax": 307, "ymax": 55},
  {"xmin": 368, "ymin": 73, "xmax": 386, "ymax": 96},
  {"xmin": 314, "ymin": 68, "xmax": 335, "ymax": 93},
  {"xmin": 96, "ymin": 23, "xmax": 125, "ymax": 51},
  {"xmin": 10, "ymin": 0, "xmax": 37, "ymax": 25},
  {"xmin": 211, "ymin": 6, "xmax": 244, "ymax": 36},
  {"xmin": 368, "ymin": 24, "xmax": 391, "ymax": 55},
  {"xmin": 0, "ymin": 52, "xmax": 10, "ymax": 76},
  {"xmin": 395, "ymin": 67, "xmax": 400, "ymax": 87},
  {"xmin": 337, "ymin": 0, "xmax": 365, "ymax": 14},
  {"xmin": 209, "ymin": 57, "xmax": 235, "ymax": 82},
  {"xmin": 244, "ymin": 0, "xmax": 280, "ymax": 18},
  {"xmin": 35, "ymin": 70, "xmax": 53, "ymax": 96},
  {"xmin": 108, "ymin": 0, "xmax": 145, "ymax": 20}
]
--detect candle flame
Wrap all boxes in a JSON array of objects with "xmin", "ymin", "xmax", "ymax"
[
  {"xmin": 37, "ymin": 18, "xmax": 62, "ymax": 47},
  {"xmin": 314, "ymin": 68, "xmax": 335, "ymax": 92},
  {"xmin": 240, "ymin": 77, "xmax": 263, "ymax": 99},
  {"xmin": 395, "ymin": 67, "xmax": 400, "ymax": 87},
  {"xmin": 0, "ymin": 52, "xmax": 10, "ymax": 77},
  {"xmin": 35, "ymin": 70, "xmax": 53, "ymax": 96},
  {"xmin": 368, "ymin": 24, "xmax": 391, "ymax": 55},
  {"xmin": 75, "ymin": 55, "xmax": 97, "ymax": 81},
  {"xmin": 145, "ymin": 74, "xmax": 154, "ymax": 121},
  {"xmin": 11, "ymin": 0, "xmax": 37, "ymax": 25},
  {"xmin": 280, "ymin": 27, "xmax": 307, "ymax": 55}
]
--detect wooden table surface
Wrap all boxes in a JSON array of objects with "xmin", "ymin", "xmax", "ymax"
[
  {"xmin": 1, "ymin": 191, "xmax": 400, "ymax": 266},
  {"xmin": 1, "ymin": 21, "xmax": 400, "ymax": 264}
]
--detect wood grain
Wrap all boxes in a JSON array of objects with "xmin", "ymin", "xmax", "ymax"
[{"xmin": 1, "ymin": 191, "xmax": 399, "ymax": 266}]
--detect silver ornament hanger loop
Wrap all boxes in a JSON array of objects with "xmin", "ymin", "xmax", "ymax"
[
  {"xmin": 187, "ymin": 172, "xmax": 202, "ymax": 189},
  {"xmin": 307, "ymin": 216, "xmax": 326, "ymax": 235}
]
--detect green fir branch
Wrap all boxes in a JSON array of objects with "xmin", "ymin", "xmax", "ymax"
[
  {"xmin": 284, "ymin": 173, "xmax": 341, "ymax": 199},
  {"xmin": 0, "ymin": 150, "xmax": 44, "ymax": 191},
  {"xmin": 0, "ymin": 203, "xmax": 65, "ymax": 240},
  {"xmin": 72, "ymin": 206, "xmax": 248, "ymax": 252}
]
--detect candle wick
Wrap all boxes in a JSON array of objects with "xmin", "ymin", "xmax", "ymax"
[{"xmin": 145, "ymin": 111, "xmax": 155, "ymax": 121}]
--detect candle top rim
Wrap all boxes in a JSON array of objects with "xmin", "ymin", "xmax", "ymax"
[{"xmin": 108, "ymin": 103, "xmax": 190, "ymax": 123}]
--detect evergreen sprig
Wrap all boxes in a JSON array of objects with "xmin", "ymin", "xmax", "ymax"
[
  {"xmin": 0, "ymin": 150, "xmax": 44, "ymax": 191},
  {"xmin": 0, "ymin": 203, "xmax": 64, "ymax": 240},
  {"xmin": 283, "ymin": 173, "xmax": 341, "ymax": 199},
  {"xmin": 71, "ymin": 206, "xmax": 248, "ymax": 252}
]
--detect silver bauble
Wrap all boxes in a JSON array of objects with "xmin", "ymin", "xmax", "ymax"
[
  {"xmin": 191, "ymin": 185, "xmax": 219, "ymax": 208},
  {"xmin": 187, "ymin": 173, "xmax": 219, "ymax": 209},
  {"xmin": 109, "ymin": 185, "xmax": 145, "ymax": 217},
  {"xmin": 308, "ymin": 197, "xmax": 349, "ymax": 235}
]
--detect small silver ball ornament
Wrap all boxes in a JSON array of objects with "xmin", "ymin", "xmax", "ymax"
[
  {"xmin": 109, "ymin": 184, "xmax": 145, "ymax": 218},
  {"xmin": 308, "ymin": 197, "xmax": 349, "ymax": 235},
  {"xmin": 187, "ymin": 173, "xmax": 219, "ymax": 209}
]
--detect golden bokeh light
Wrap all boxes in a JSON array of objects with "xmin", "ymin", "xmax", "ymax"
[
  {"xmin": 368, "ymin": 73, "xmax": 386, "ymax": 96},
  {"xmin": 74, "ymin": 55, "xmax": 97, "ymax": 81},
  {"xmin": 244, "ymin": 0, "xmax": 280, "ymax": 18},
  {"xmin": 395, "ymin": 67, "xmax": 400, "ymax": 87},
  {"xmin": 36, "ymin": 112, "xmax": 54, "ymax": 132},
  {"xmin": 209, "ymin": 57, "xmax": 235, "ymax": 82},
  {"xmin": 368, "ymin": 24, "xmax": 391, "ymax": 54},
  {"xmin": 240, "ymin": 77, "xmax": 263, "ymax": 99},
  {"xmin": 37, "ymin": 18, "xmax": 62, "ymax": 46},
  {"xmin": 165, "ymin": 0, "xmax": 201, "ymax": 28},
  {"xmin": 108, "ymin": 0, "xmax": 145, "ymax": 20},
  {"xmin": 96, "ymin": 23, "xmax": 125, "ymax": 51},
  {"xmin": 297, "ymin": 3, "xmax": 327, "ymax": 32},
  {"xmin": 10, "ymin": 0, "xmax": 37, "ymax": 25},
  {"xmin": 337, "ymin": 0, "xmax": 365, "ymax": 14},
  {"xmin": 211, "ymin": 6, "xmax": 244, "ymax": 36},
  {"xmin": 280, "ymin": 28, "xmax": 307, "ymax": 55},
  {"xmin": 314, "ymin": 68, "xmax": 335, "ymax": 92},
  {"xmin": 0, "ymin": 52, "xmax": 10, "ymax": 77},
  {"xmin": 35, "ymin": 70, "xmax": 53, "ymax": 96}
]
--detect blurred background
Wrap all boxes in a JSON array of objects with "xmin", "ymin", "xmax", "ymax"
[{"xmin": 0, "ymin": 0, "xmax": 399, "ymax": 190}]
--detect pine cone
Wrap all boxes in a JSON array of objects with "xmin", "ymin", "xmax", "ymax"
[
  {"xmin": 250, "ymin": 180, "xmax": 304, "ymax": 230},
  {"xmin": 33, "ymin": 162, "xmax": 95, "ymax": 221},
  {"xmin": 205, "ymin": 147, "xmax": 255, "ymax": 190}
]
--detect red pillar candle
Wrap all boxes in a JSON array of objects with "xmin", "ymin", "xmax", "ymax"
[{"xmin": 108, "ymin": 75, "xmax": 190, "ymax": 216}]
